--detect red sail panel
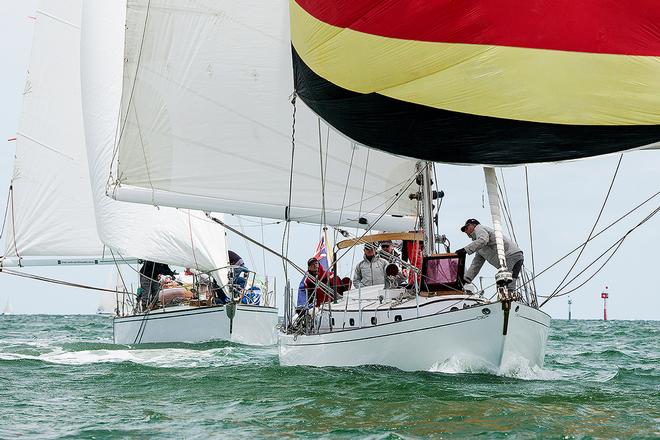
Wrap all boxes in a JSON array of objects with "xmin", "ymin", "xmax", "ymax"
[{"xmin": 295, "ymin": 0, "xmax": 660, "ymax": 56}]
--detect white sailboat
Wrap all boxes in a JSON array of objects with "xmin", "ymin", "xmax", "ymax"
[
  {"xmin": 87, "ymin": 0, "xmax": 659, "ymax": 370},
  {"xmin": 1, "ymin": 300, "xmax": 13, "ymax": 316},
  {"xmin": 1, "ymin": 0, "xmax": 277, "ymax": 346},
  {"xmin": 96, "ymin": 293, "xmax": 116, "ymax": 316}
]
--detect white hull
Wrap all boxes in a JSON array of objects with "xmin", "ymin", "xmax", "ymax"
[
  {"xmin": 114, "ymin": 304, "xmax": 278, "ymax": 346},
  {"xmin": 279, "ymin": 301, "xmax": 549, "ymax": 372}
]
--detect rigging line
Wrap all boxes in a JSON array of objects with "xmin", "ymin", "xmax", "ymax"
[
  {"xmin": 133, "ymin": 101, "xmax": 157, "ymax": 206},
  {"xmin": 318, "ymin": 117, "xmax": 327, "ymax": 231},
  {"xmin": 282, "ymin": 92, "xmax": 298, "ymax": 283},
  {"xmin": 225, "ymin": 215, "xmax": 280, "ymax": 226},
  {"xmin": 333, "ymin": 171, "xmax": 420, "ymax": 268},
  {"xmin": 550, "ymin": 154, "xmax": 623, "ymax": 297},
  {"xmin": 9, "ymin": 185, "xmax": 21, "ymax": 263},
  {"xmin": 524, "ymin": 166, "xmax": 537, "ymax": 294},
  {"xmin": 541, "ymin": 204, "xmax": 660, "ymax": 304},
  {"xmin": 324, "ymin": 125, "xmax": 330, "ymax": 188},
  {"xmin": 260, "ymin": 217, "xmax": 267, "ymax": 276},
  {"xmin": 109, "ymin": 248, "xmax": 130, "ymax": 294},
  {"xmin": 496, "ymin": 171, "xmax": 518, "ymax": 243},
  {"xmin": 281, "ymin": 175, "xmax": 414, "ymax": 225},
  {"xmin": 485, "ymin": 189, "xmax": 660, "ymax": 297},
  {"xmin": 350, "ymin": 148, "xmax": 371, "ymax": 272},
  {"xmin": 541, "ymin": 239, "xmax": 624, "ymax": 302},
  {"xmin": 186, "ymin": 210, "xmax": 200, "ymax": 271},
  {"xmin": 237, "ymin": 216, "xmax": 257, "ymax": 271},
  {"xmin": 497, "ymin": 169, "xmax": 515, "ymax": 239},
  {"xmin": 332, "ymin": 143, "xmax": 356, "ymax": 246},
  {"xmin": 0, "ymin": 187, "xmax": 11, "ymax": 241},
  {"xmin": 117, "ymin": 0, "xmax": 153, "ymax": 148},
  {"xmin": 209, "ymin": 215, "xmax": 307, "ymax": 278},
  {"xmin": 432, "ymin": 163, "xmax": 442, "ymax": 252},
  {"xmin": 108, "ymin": 73, "xmax": 125, "ymax": 188},
  {"xmin": 0, "ymin": 269, "xmax": 122, "ymax": 294}
]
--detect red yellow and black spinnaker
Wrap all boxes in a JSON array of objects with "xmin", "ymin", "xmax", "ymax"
[{"xmin": 291, "ymin": 0, "xmax": 660, "ymax": 164}]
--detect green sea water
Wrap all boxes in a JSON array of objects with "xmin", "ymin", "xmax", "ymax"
[{"xmin": 0, "ymin": 316, "xmax": 658, "ymax": 439}]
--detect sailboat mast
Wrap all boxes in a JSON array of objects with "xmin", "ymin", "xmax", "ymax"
[{"xmin": 419, "ymin": 161, "xmax": 435, "ymax": 256}]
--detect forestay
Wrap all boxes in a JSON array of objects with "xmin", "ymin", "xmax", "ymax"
[
  {"xmin": 81, "ymin": 0, "xmax": 229, "ymax": 277},
  {"xmin": 110, "ymin": 0, "xmax": 419, "ymax": 231}
]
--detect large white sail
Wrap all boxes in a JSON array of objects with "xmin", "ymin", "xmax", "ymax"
[
  {"xmin": 3, "ymin": 0, "xmax": 228, "ymax": 278},
  {"xmin": 108, "ymin": 0, "xmax": 419, "ymax": 231},
  {"xmin": 80, "ymin": 0, "xmax": 229, "ymax": 276},
  {"xmin": 2, "ymin": 1, "xmax": 105, "ymax": 266}
]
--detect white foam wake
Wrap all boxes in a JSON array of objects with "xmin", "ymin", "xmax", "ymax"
[
  {"xmin": 0, "ymin": 345, "xmax": 276, "ymax": 368},
  {"xmin": 429, "ymin": 354, "xmax": 562, "ymax": 381}
]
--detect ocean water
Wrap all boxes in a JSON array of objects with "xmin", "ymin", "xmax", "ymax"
[{"xmin": 0, "ymin": 316, "xmax": 657, "ymax": 439}]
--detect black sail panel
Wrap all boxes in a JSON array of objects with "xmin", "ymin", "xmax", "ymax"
[{"xmin": 294, "ymin": 49, "xmax": 660, "ymax": 165}]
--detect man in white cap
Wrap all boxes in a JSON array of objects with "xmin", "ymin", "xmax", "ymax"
[{"xmin": 455, "ymin": 219, "xmax": 524, "ymax": 292}]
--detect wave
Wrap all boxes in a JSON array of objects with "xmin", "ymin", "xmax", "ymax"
[
  {"xmin": 0, "ymin": 344, "xmax": 277, "ymax": 368},
  {"xmin": 610, "ymin": 365, "xmax": 660, "ymax": 382},
  {"xmin": 575, "ymin": 348, "xmax": 633, "ymax": 359}
]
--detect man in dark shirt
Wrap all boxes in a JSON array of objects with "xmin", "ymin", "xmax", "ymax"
[
  {"xmin": 139, "ymin": 261, "xmax": 176, "ymax": 311},
  {"xmin": 227, "ymin": 250, "xmax": 248, "ymax": 288}
]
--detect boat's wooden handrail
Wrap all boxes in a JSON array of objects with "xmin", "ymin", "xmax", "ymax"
[{"xmin": 336, "ymin": 232, "xmax": 423, "ymax": 250}]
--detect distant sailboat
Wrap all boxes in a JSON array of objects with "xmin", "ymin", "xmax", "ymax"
[
  {"xmin": 2, "ymin": 300, "xmax": 13, "ymax": 316},
  {"xmin": 96, "ymin": 294, "xmax": 115, "ymax": 315}
]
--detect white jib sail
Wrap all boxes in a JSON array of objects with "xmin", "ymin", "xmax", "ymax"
[
  {"xmin": 81, "ymin": 0, "xmax": 229, "ymax": 278},
  {"xmin": 0, "ymin": 0, "xmax": 228, "ymax": 280},
  {"xmin": 108, "ymin": 0, "xmax": 419, "ymax": 231},
  {"xmin": 2, "ymin": 1, "xmax": 106, "ymax": 267}
]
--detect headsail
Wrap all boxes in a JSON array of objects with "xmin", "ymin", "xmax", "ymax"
[
  {"xmin": 108, "ymin": 0, "xmax": 419, "ymax": 231},
  {"xmin": 291, "ymin": 0, "xmax": 660, "ymax": 164},
  {"xmin": 2, "ymin": 1, "xmax": 105, "ymax": 267}
]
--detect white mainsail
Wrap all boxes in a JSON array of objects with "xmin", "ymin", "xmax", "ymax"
[
  {"xmin": 4, "ymin": 0, "xmax": 229, "ymax": 279},
  {"xmin": 2, "ymin": 1, "xmax": 105, "ymax": 267},
  {"xmin": 107, "ymin": 0, "xmax": 419, "ymax": 231}
]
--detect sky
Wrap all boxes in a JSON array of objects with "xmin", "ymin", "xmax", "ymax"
[{"xmin": 1, "ymin": 1, "xmax": 658, "ymax": 320}]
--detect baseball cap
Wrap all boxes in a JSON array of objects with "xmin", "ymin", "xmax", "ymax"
[{"xmin": 460, "ymin": 218, "xmax": 480, "ymax": 232}]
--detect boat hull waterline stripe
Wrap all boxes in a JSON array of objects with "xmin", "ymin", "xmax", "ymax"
[{"xmin": 114, "ymin": 305, "xmax": 277, "ymax": 324}]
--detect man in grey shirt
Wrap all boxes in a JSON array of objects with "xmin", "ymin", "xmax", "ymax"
[
  {"xmin": 353, "ymin": 244, "xmax": 388, "ymax": 288},
  {"xmin": 455, "ymin": 219, "xmax": 524, "ymax": 293}
]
